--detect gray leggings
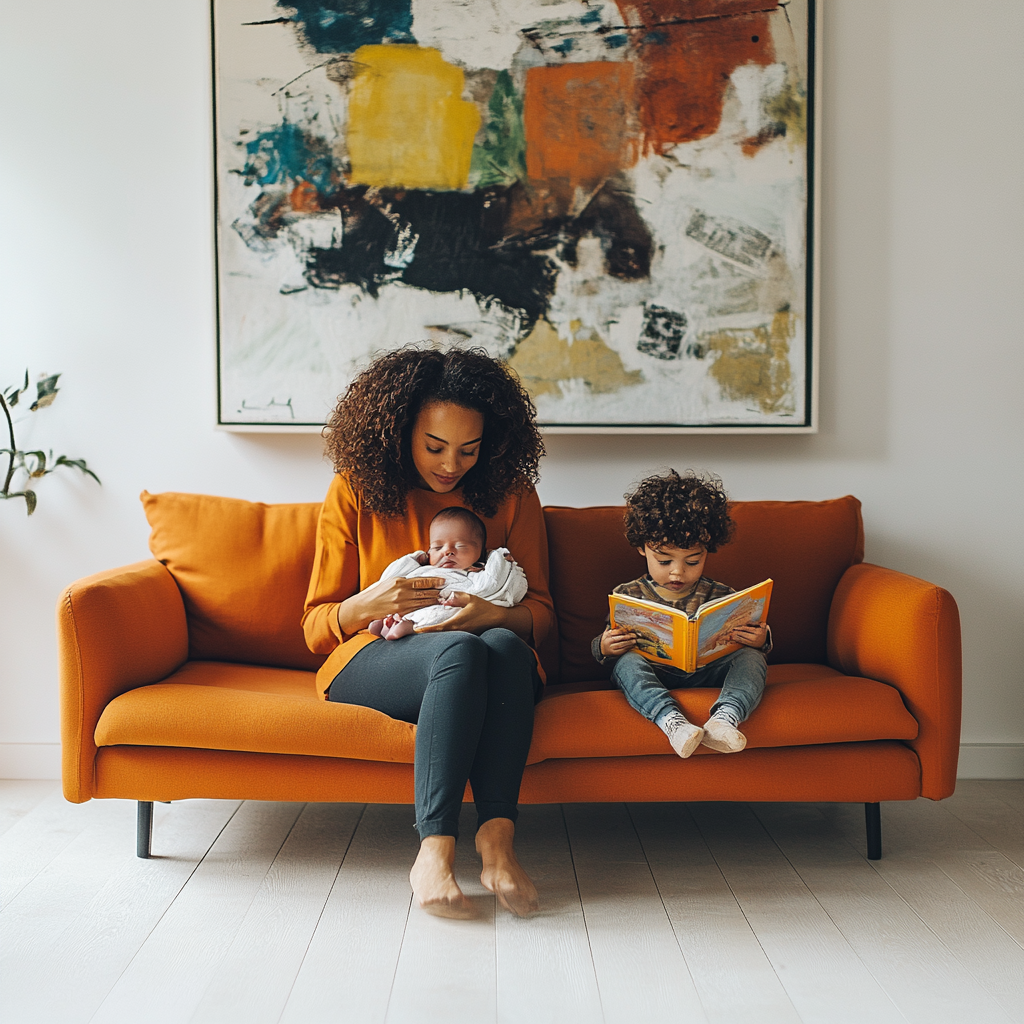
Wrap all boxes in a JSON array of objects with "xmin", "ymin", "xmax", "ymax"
[{"xmin": 329, "ymin": 629, "xmax": 541, "ymax": 840}]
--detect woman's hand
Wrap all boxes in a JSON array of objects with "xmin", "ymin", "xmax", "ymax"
[
  {"xmin": 728, "ymin": 621, "xmax": 768, "ymax": 648},
  {"xmin": 337, "ymin": 576, "xmax": 444, "ymax": 635},
  {"xmin": 414, "ymin": 593, "xmax": 507, "ymax": 635},
  {"xmin": 600, "ymin": 627, "xmax": 637, "ymax": 657}
]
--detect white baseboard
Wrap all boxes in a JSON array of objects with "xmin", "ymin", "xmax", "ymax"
[
  {"xmin": 0, "ymin": 743, "xmax": 61, "ymax": 780},
  {"xmin": 1, "ymin": 741, "xmax": 1021, "ymax": 782},
  {"xmin": 956, "ymin": 743, "xmax": 1024, "ymax": 780}
]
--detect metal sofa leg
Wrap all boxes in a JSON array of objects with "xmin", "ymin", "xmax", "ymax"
[
  {"xmin": 137, "ymin": 801, "xmax": 153, "ymax": 859},
  {"xmin": 865, "ymin": 802, "xmax": 881, "ymax": 860}
]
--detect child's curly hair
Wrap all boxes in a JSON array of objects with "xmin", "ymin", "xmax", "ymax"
[
  {"xmin": 324, "ymin": 345, "xmax": 544, "ymax": 519},
  {"xmin": 623, "ymin": 470, "xmax": 734, "ymax": 552}
]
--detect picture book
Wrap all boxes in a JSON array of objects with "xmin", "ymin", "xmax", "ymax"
[{"xmin": 608, "ymin": 579, "xmax": 773, "ymax": 673}]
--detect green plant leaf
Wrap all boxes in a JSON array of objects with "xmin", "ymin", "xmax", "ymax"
[
  {"xmin": 53, "ymin": 455, "xmax": 101, "ymax": 485},
  {"xmin": 24, "ymin": 489, "xmax": 37, "ymax": 515},
  {"xmin": 5, "ymin": 370, "xmax": 30, "ymax": 407},
  {"xmin": 25, "ymin": 450, "xmax": 47, "ymax": 477},
  {"xmin": 30, "ymin": 374, "xmax": 61, "ymax": 411}
]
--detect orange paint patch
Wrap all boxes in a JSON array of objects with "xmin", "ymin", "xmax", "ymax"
[
  {"xmin": 524, "ymin": 62, "xmax": 639, "ymax": 190},
  {"xmin": 289, "ymin": 180, "xmax": 320, "ymax": 213},
  {"xmin": 346, "ymin": 45, "xmax": 481, "ymax": 191},
  {"xmin": 615, "ymin": 2, "xmax": 775, "ymax": 153}
]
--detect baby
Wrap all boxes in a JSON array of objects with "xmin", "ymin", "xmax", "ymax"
[{"xmin": 368, "ymin": 506, "xmax": 528, "ymax": 639}]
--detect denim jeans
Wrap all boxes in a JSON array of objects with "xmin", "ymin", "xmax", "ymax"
[
  {"xmin": 610, "ymin": 647, "xmax": 767, "ymax": 724},
  {"xmin": 328, "ymin": 629, "xmax": 541, "ymax": 840}
]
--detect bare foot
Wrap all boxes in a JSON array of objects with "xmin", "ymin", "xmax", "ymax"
[
  {"xmin": 476, "ymin": 818, "xmax": 539, "ymax": 917},
  {"xmin": 409, "ymin": 836, "xmax": 476, "ymax": 919},
  {"xmin": 383, "ymin": 615, "xmax": 416, "ymax": 640}
]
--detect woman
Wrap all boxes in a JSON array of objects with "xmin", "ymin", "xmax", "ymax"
[{"xmin": 302, "ymin": 346, "xmax": 553, "ymax": 919}]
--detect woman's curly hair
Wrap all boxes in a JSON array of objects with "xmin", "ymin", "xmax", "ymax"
[
  {"xmin": 623, "ymin": 470, "xmax": 734, "ymax": 553},
  {"xmin": 324, "ymin": 346, "xmax": 544, "ymax": 519}
]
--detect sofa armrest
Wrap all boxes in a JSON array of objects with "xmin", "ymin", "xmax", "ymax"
[
  {"xmin": 57, "ymin": 560, "xmax": 188, "ymax": 802},
  {"xmin": 827, "ymin": 562, "xmax": 962, "ymax": 800}
]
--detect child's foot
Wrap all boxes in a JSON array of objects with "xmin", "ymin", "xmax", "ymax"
[
  {"xmin": 701, "ymin": 710, "xmax": 747, "ymax": 753},
  {"xmin": 368, "ymin": 619, "xmax": 385, "ymax": 636},
  {"xmin": 382, "ymin": 615, "xmax": 416, "ymax": 640},
  {"xmin": 656, "ymin": 709, "xmax": 704, "ymax": 758}
]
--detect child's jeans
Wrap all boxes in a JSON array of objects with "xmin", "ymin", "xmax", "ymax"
[{"xmin": 610, "ymin": 647, "xmax": 767, "ymax": 724}]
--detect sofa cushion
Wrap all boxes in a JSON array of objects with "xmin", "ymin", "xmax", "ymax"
[
  {"xmin": 94, "ymin": 661, "xmax": 415, "ymax": 762},
  {"xmin": 95, "ymin": 662, "xmax": 916, "ymax": 765},
  {"xmin": 141, "ymin": 491, "xmax": 324, "ymax": 671},
  {"xmin": 544, "ymin": 496, "xmax": 864, "ymax": 683}
]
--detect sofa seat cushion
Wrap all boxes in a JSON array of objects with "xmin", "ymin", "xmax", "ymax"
[
  {"xmin": 94, "ymin": 662, "xmax": 417, "ymax": 764},
  {"xmin": 529, "ymin": 664, "xmax": 919, "ymax": 761},
  {"xmin": 96, "ymin": 661, "xmax": 918, "ymax": 767}
]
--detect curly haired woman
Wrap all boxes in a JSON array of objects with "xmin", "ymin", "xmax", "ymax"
[{"xmin": 302, "ymin": 346, "xmax": 553, "ymax": 919}]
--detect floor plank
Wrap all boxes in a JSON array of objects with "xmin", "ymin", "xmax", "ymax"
[
  {"xmin": 0, "ymin": 780, "xmax": 59, "ymax": 839},
  {"xmin": 689, "ymin": 802, "xmax": 907, "ymax": 1024},
  {"xmin": 753, "ymin": 802, "xmax": 1015, "ymax": 1024},
  {"xmin": 0, "ymin": 790, "xmax": 125, "ymax": 909},
  {"xmin": 386, "ymin": 804, "xmax": 498, "ymax": 1024},
  {"xmin": 983, "ymin": 781, "xmax": 1024, "ymax": 817},
  {"xmin": 629, "ymin": 802, "xmax": 801, "ymax": 1024},
  {"xmin": 564, "ymin": 802, "xmax": 708, "ymax": 1024},
  {"xmin": 89, "ymin": 801, "xmax": 306, "ymax": 1024},
  {"xmin": 942, "ymin": 781, "xmax": 1024, "ymax": 869},
  {"xmin": 191, "ymin": 802, "xmax": 364, "ymax": 1024},
  {"xmin": 819, "ymin": 801, "xmax": 1024, "ymax": 1023},
  {"xmin": 1, "ymin": 799, "xmax": 240, "ymax": 1024},
  {"xmin": 278, "ymin": 803, "xmax": 418, "ymax": 1024},
  {"xmin": 495, "ymin": 804, "xmax": 602, "ymax": 1024}
]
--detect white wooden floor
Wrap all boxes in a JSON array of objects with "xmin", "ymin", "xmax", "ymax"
[{"xmin": 2, "ymin": 781, "xmax": 1023, "ymax": 1024}]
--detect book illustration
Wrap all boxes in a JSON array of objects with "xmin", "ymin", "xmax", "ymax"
[
  {"xmin": 611, "ymin": 603, "xmax": 674, "ymax": 660},
  {"xmin": 608, "ymin": 578, "xmax": 772, "ymax": 674},
  {"xmin": 696, "ymin": 595, "xmax": 766, "ymax": 660}
]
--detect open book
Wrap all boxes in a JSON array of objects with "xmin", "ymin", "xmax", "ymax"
[{"xmin": 608, "ymin": 579, "xmax": 773, "ymax": 673}]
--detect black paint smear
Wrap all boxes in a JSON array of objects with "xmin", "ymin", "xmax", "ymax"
[
  {"xmin": 303, "ymin": 180, "xmax": 652, "ymax": 330},
  {"xmin": 638, "ymin": 304, "xmax": 687, "ymax": 359}
]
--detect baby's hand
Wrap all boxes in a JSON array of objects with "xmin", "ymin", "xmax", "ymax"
[
  {"xmin": 441, "ymin": 592, "xmax": 468, "ymax": 608},
  {"xmin": 413, "ymin": 551, "xmax": 430, "ymax": 566},
  {"xmin": 600, "ymin": 626, "xmax": 638, "ymax": 657},
  {"xmin": 729, "ymin": 621, "xmax": 768, "ymax": 648}
]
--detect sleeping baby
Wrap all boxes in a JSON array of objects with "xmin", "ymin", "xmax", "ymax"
[{"xmin": 367, "ymin": 506, "xmax": 528, "ymax": 640}]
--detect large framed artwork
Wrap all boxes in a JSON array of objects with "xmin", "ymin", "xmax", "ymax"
[{"xmin": 213, "ymin": 1, "xmax": 819, "ymax": 432}]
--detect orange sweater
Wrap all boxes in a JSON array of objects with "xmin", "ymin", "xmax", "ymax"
[{"xmin": 303, "ymin": 474, "xmax": 555, "ymax": 695}]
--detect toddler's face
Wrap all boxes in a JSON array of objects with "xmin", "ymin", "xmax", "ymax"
[
  {"xmin": 428, "ymin": 521, "xmax": 483, "ymax": 570},
  {"xmin": 641, "ymin": 542, "xmax": 707, "ymax": 593}
]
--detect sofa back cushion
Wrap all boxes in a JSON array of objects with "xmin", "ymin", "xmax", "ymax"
[
  {"xmin": 141, "ymin": 491, "xmax": 325, "ymax": 671},
  {"xmin": 544, "ymin": 497, "xmax": 864, "ymax": 684}
]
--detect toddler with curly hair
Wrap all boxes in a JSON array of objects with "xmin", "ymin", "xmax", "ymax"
[{"xmin": 593, "ymin": 470, "xmax": 772, "ymax": 759}]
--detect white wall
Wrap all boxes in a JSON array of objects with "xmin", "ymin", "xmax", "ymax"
[{"xmin": 2, "ymin": 0, "xmax": 1022, "ymax": 779}]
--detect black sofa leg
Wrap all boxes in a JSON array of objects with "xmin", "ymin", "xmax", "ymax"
[
  {"xmin": 865, "ymin": 802, "xmax": 881, "ymax": 860},
  {"xmin": 137, "ymin": 801, "xmax": 153, "ymax": 859}
]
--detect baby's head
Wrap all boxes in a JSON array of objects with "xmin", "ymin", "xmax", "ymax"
[
  {"xmin": 428, "ymin": 507, "xmax": 487, "ymax": 570},
  {"xmin": 624, "ymin": 470, "xmax": 734, "ymax": 590}
]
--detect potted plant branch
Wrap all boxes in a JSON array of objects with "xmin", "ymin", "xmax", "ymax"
[{"xmin": 1, "ymin": 371, "xmax": 100, "ymax": 515}]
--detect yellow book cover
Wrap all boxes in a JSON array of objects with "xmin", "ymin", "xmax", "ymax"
[{"xmin": 608, "ymin": 579, "xmax": 773, "ymax": 673}]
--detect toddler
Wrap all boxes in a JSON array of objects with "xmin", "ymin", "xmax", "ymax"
[
  {"xmin": 368, "ymin": 506, "xmax": 528, "ymax": 639},
  {"xmin": 593, "ymin": 470, "xmax": 771, "ymax": 758}
]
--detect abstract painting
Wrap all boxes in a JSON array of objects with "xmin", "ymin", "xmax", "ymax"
[{"xmin": 213, "ymin": 0, "xmax": 817, "ymax": 430}]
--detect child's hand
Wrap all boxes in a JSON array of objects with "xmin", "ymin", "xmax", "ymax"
[
  {"xmin": 729, "ymin": 621, "xmax": 768, "ymax": 648},
  {"xmin": 601, "ymin": 627, "xmax": 638, "ymax": 657},
  {"xmin": 413, "ymin": 551, "xmax": 430, "ymax": 565}
]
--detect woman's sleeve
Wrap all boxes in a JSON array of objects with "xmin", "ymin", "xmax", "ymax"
[
  {"xmin": 507, "ymin": 487, "xmax": 555, "ymax": 646},
  {"xmin": 302, "ymin": 474, "xmax": 361, "ymax": 653}
]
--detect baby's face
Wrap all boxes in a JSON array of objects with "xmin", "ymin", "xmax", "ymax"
[{"xmin": 428, "ymin": 521, "xmax": 483, "ymax": 570}]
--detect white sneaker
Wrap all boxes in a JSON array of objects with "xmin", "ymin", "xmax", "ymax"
[
  {"xmin": 661, "ymin": 715, "xmax": 704, "ymax": 758},
  {"xmin": 701, "ymin": 717, "xmax": 747, "ymax": 753}
]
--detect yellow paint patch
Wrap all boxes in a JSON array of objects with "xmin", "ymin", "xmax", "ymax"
[
  {"xmin": 703, "ymin": 311, "xmax": 795, "ymax": 414},
  {"xmin": 346, "ymin": 45, "xmax": 481, "ymax": 190},
  {"xmin": 509, "ymin": 319, "xmax": 643, "ymax": 398}
]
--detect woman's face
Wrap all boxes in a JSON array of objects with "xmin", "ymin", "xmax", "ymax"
[{"xmin": 410, "ymin": 402, "xmax": 485, "ymax": 493}]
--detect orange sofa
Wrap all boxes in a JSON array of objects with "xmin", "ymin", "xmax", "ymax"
[{"xmin": 57, "ymin": 491, "xmax": 962, "ymax": 860}]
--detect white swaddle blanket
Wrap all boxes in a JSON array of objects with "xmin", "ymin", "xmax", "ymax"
[{"xmin": 368, "ymin": 547, "xmax": 528, "ymax": 629}]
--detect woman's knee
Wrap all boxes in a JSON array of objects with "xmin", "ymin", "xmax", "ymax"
[
  {"xmin": 428, "ymin": 631, "xmax": 488, "ymax": 683},
  {"xmin": 479, "ymin": 628, "xmax": 533, "ymax": 667}
]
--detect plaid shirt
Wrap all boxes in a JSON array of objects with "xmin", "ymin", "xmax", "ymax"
[{"xmin": 591, "ymin": 574, "xmax": 772, "ymax": 669}]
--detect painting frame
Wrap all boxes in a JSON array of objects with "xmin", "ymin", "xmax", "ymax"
[{"xmin": 212, "ymin": 1, "xmax": 821, "ymax": 434}]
